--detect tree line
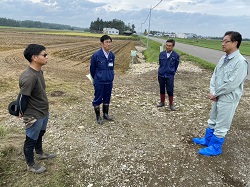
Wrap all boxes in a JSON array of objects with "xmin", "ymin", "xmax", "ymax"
[
  {"xmin": 89, "ymin": 18, "xmax": 135, "ymax": 35},
  {"xmin": 0, "ymin": 17, "xmax": 137, "ymax": 35},
  {"xmin": 0, "ymin": 17, "xmax": 84, "ymax": 31}
]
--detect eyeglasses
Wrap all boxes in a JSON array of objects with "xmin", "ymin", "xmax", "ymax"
[
  {"xmin": 221, "ymin": 40, "xmax": 232, "ymax": 44},
  {"xmin": 39, "ymin": 53, "xmax": 48, "ymax": 57}
]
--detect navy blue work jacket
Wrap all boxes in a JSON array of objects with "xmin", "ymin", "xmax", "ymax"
[
  {"xmin": 158, "ymin": 50, "xmax": 180, "ymax": 77},
  {"xmin": 90, "ymin": 48, "xmax": 115, "ymax": 84}
]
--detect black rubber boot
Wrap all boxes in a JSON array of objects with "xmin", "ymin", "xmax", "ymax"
[
  {"xmin": 103, "ymin": 104, "xmax": 113, "ymax": 121},
  {"xmin": 94, "ymin": 106, "xmax": 103, "ymax": 124}
]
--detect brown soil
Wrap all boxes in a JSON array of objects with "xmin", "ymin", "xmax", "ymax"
[{"xmin": 0, "ymin": 30, "xmax": 249, "ymax": 187}]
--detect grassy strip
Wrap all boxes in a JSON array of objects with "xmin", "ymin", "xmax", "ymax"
[
  {"xmin": 0, "ymin": 122, "xmax": 74, "ymax": 186},
  {"xmin": 141, "ymin": 38, "xmax": 216, "ymax": 70},
  {"xmin": 0, "ymin": 145, "xmax": 72, "ymax": 187},
  {"xmin": 0, "ymin": 126, "xmax": 5, "ymax": 137},
  {"xmin": 174, "ymin": 38, "xmax": 250, "ymax": 56},
  {"xmin": 142, "ymin": 39, "xmax": 162, "ymax": 62}
]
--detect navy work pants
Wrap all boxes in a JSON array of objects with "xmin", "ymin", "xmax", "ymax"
[
  {"xmin": 158, "ymin": 75, "xmax": 174, "ymax": 96},
  {"xmin": 92, "ymin": 83, "xmax": 113, "ymax": 106}
]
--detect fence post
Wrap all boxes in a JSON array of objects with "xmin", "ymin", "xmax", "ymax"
[{"xmin": 130, "ymin": 50, "xmax": 137, "ymax": 67}]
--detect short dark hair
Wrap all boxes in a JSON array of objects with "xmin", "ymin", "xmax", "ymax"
[
  {"xmin": 23, "ymin": 44, "xmax": 46, "ymax": 62},
  {"xmin": 166, "ymin": 39, "xmax": 175, "ymax": 46},
  {"xmin": 100, "ymin": 35, "xmax": 112, "ymax": 43},
  {"xmin": 224, "ymin": 31, "xmax": 242, "ymax": 48}
]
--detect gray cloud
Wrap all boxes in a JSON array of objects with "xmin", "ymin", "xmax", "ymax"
[
  {"xmin": 188, "ymin": 0, "xmax": 225, "ymax": 5},
  {"xmin": 41, "ymin": 0, "xmax": 106, "ymax": 9},
  {"xmin": 0, "ymin": 0, "xmax": 249, "ymax": 38}
]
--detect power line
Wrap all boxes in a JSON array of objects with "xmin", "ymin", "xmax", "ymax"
[
  {"xmin": 138, "ymin": 6, "xmax": 151, "ymax": 34},
  {"xmin": 138, "ymin": 12, "xmax": 150, "ymax": 34},
  {"xmin": 146, "ymin": 0, "xmax": 163, "ymax": 49},
  {"xmin": 152, "ymin": 0, "xmax": 163, "ymax": 10},
  {"xmin": 142, "ymin": 13, "xmax": 150, "ymax": 25},
  {"xmin": 143, "ymin": 0, "xmax": 163, "ymax": 25}
]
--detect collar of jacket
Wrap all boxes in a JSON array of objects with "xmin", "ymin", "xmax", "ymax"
[{"xmin": 162, "ymin": 50, "xmax": 175, "ymax": 58}]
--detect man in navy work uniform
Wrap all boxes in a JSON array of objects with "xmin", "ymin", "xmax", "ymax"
[
  {"xmin": 18, "ymin": 44, "xmax": 56, "ymax": 174},
  {"xmin": 90, "ymin": 35, "xmax": 115, "ymax": 124},
  {"xmin": 193, "ymin": 31, "xmax": 248, "ymax": 156},
  {"xmin": 157, "ymin": 39, "xmax": 180, "ymax": 111}
]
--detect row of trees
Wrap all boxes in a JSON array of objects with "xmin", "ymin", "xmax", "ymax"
[
  {"xmin": 0, "ymin": 17, "xmax": 137, "ymax": 35},
  {"xmin": 0, "ymin": 17, "xmax": 84, "ymax": 30},
  {"xmin": 89, "ymin": 18, "xmax": 135, "ymax": 34}
]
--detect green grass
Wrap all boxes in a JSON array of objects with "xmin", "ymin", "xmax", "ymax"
[
  {"xmin": 0, "ymin": 126, "xmax": 5, "ymax": 137},
  {"xmin": 0, "ymin": 125, "xmax": 74, "ymax": 186},
  {"xmin": 143, "ymin": 39, "xmax": 162, "ymax": 62},
  {"xmin": 141, "ymin": 38, "xmax": 216, "ymax": 70},
  {"xmin": 0, "ymin": 145, "xmax": 72, "ymax": 187},
  {"xmin": 174, "ymin": 38, "xmax": 250, "ymax": 56},
  {"xmin": 176, "ymin": 49, "xmax": 216, "ymax": 69}
]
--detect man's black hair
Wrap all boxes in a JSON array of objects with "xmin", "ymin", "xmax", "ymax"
[
  {"xmin": 166, "ymin": 39, "xmax": 175, "ymax": 46},
  {"xmin": 100, "ymin": 35, "xmax": 112, "ymax": 43},
  {"xmin": 23, "ymin": 44, "xmax": 46, "ymax": 63},
  {"xmin": 224, "ymin": 31, "xmax": 242, "ymax": 48}
]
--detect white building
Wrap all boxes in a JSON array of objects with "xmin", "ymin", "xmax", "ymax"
[
  {"xmin": 103, "ymin": 28, "xmax": 119, "ymax": 35},
  {"xmin": 164, "ymin": 33, "xmax": 176, "ymax": 38},
  {"xmin": 176, "ymin": 33, "xmax": 197, "ymax": 38}
]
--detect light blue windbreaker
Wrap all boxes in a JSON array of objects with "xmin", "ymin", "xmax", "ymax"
[{"xmin": 210, "ymin": 50, "xmax": 248, "ymax": 102}]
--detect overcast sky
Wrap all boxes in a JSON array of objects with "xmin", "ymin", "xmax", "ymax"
[{"xmin": 0, "ymin": 0, "xmax": 250, "ymax": 38}]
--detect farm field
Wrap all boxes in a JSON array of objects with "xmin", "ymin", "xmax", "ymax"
[{"xmin": 0, "ymin": 28, "xmax": 250, "ymax": 187}]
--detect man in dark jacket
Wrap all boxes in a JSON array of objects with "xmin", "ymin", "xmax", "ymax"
[
  {"xmin": 90, "ymin": 35, "xmax": 115, "ymax": 124},
  {"xmin": 157, "ymin": 39, "xmax": 180, "ymax": 111}
]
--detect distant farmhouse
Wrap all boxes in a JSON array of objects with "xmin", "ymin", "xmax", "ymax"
[
  {"xmin": 164, "ymin": 33, "xmax": 176, "ymax": 38},
  {"xmin": 123, "ymin": 30, "xmax": 133, "ymax": 36},
  {"xmin": 103, "ymin": 28, "xmax": 119, "ymax": 35},
  {"xmin": 176, "ymin": 33, "xmax": 197, "ymax": 38},
  {"xmin": 148, "ymin": 31, "xmax": 199, "ymax": 39}
]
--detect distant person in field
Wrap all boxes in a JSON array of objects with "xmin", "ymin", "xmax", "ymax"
[
  {"xmin": 18, "ymin": 44, "xmax": 56, "ymax": 173},
  {"xmin": 157, "ymin": 39, "xmax": 180, "ymax": 111},
  {"xmin": 90, "ymin": 35, "xmax": 115, "ymax": 124},
  {"xmin": 193, "ymin": 31, "xmax": 249, "ymax": 156}
]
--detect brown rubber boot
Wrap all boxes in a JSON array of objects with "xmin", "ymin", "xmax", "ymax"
[
  {"xmin": 157, "ymin": 94, "xmax": 165, "ymax": 107},
  {"xmin": 168, "ymin": 96, "xmax": 176, "ymax": 111}
]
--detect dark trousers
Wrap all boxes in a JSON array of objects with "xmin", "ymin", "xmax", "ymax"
[
  {"xmin": 92, "ymin": 83, "xmax": 113, "ymax": 106},
  {"xmin": 23, "ymin": 130, "xmax": 45, "ymax": 165},
  {"xmin": 158, "ymin": 75, "xmax": 174, "ymax": 96}
]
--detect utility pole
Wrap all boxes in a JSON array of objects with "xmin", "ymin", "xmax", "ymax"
[
  {"xmin": 141, "ymin": 23, "xmax": 143, "ymax": 35},
  {"xmin": 146, "ymin": 0, "xmax": 163, "ymax": 50},
  {"xmin": 139, "ymin": 23, "xmax": 143, "ymax": 41},
  {"xmin": 146, "ymin": 7, "xmax": 152, "ymax": 50}
]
